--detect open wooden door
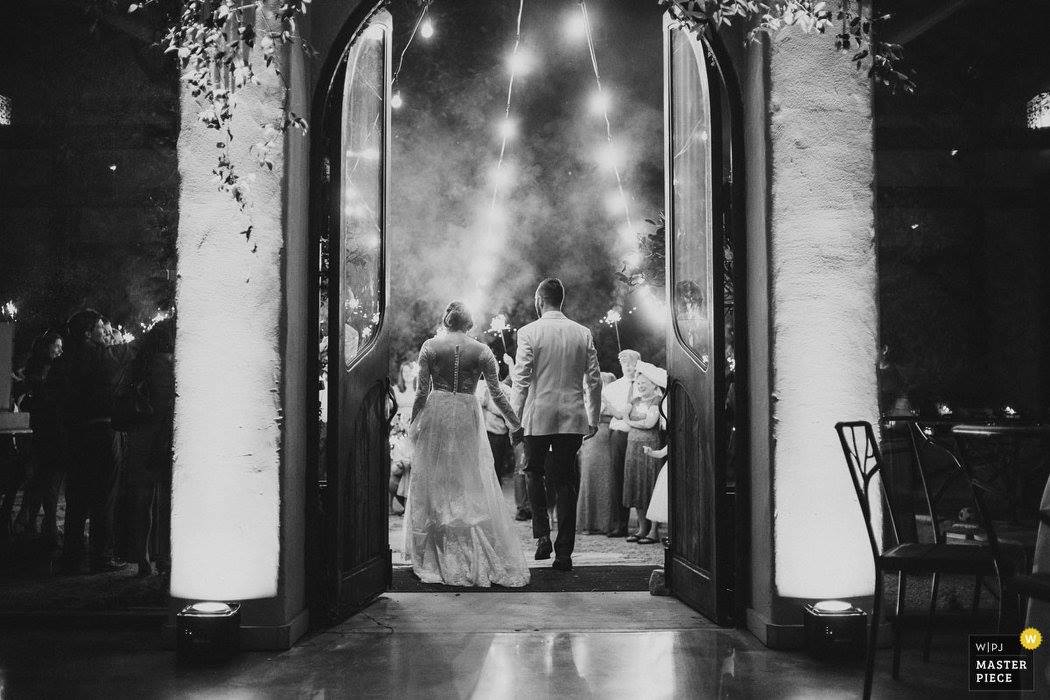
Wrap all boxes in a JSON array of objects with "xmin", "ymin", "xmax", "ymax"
[
  {"xmin": 662, "ymin": 16, "xmax": 746, "ymax": 627},
  {"xmin": 309, "ymin": 8, "xmax": 394, "ymax": 624}
]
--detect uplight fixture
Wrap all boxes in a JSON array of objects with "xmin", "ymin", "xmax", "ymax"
[
  {"xmin": 803, "ymin": 600, "xmax": 867, "ymax": 660},
  {"xmin": 176, "ymin": 601, "xmax": 241, "ymax": 663}
]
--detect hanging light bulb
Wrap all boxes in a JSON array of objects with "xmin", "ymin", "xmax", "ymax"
[
  {"xmin": 420, "ymin": 17, "xmax": 435, "ymax": 39},
  {"xmin": 618, "ymin": 222, "xmax": 636, "ymax": 244},
  {"xmin": 588, "ymin": 90, "xmax": 612, "ymax": 116},
  {"xmin": 604, "ymin": 190, "xmax": 628, "ymax": 216},
  {"xmin": 391, "ymin": 92, "xmax": 403, "ymax": 109},
  {"xmin": 498, "ymin": 118, "xmax": 518, "ymax": 140},
  {"xmin": 596, "ymin": 142, "xmax": 624, "ymax": 170},
  {"xmin": 490, "ymin": 162, "xmax": 516, "ymax": 188},
  {"xmin": 564, "ymin": 9, "xmax": 588, "ymax": 40},
  {"xmin": 507, "ymin": 50, "xmax": 534, "ymax": 77}
]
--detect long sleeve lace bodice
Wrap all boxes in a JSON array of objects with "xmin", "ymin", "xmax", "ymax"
[{"xmin": 411, "ymin": 336, "xmax": 520, "ymax": 431}]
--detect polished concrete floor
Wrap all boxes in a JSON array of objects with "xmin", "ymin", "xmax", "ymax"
[{"xmin": 0, "ymin": 592, "xmax": 976, "ymax": 698}]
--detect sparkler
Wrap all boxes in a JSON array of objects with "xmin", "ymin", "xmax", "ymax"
[
  {"xmin": 1, "ymin": 300, "xmax": 17, "ymax": 321},
  {"xmin": 140, "ymin": 308, "xmax": 175, "ymax": 333},
  {"xmin": 602, "ymin": 308, "xmax": 622, "ymax": 352},
  {"xmin": 488, "ymin": 313, "xmax": 511, "ymax": 351}
]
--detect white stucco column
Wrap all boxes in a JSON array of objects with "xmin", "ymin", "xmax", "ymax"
[
  {"xmin": 171, "ymin": 12, "xmax": 287, "ymax": 611},
  {"xmin": 746, "ymin": 29, "xmax": 879, "ymax": 646}
]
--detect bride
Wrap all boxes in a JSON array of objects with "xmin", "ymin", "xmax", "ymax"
[{"xmin": 404, "ymin": 301, "xmax": 530, "ymax": 587}]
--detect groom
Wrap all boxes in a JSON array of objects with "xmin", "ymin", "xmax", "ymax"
[{"xmin": 510, "ymin": 278, "xmax": 602, "ymax": 571}]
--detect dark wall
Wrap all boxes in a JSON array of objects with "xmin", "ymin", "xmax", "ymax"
[
  {"xmin": 0, "ymin": 2, "xmax": 179, "ymax": 362},
  {"xmin": 875, "ymin": 0, "xmax": 1050, "ymax": 414}
]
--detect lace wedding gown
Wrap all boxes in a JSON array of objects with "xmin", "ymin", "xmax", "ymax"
[{"xmin": 404, "ymin": 334, "xmax": 530, "ymax": 587}]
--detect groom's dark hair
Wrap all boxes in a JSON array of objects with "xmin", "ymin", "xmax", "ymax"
[{"xmin": 536, "ymin": 278, "xmax": 564, "ymax": 308}]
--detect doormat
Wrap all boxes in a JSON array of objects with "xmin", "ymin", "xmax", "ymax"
[{"xmin": 391, "ymin": 565, "xmax": 656, "ymax": 592}]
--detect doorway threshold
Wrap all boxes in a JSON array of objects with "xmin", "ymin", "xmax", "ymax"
[{"xmin": 391, "ymin": 564, "xmax": 657, "ymax": 593}]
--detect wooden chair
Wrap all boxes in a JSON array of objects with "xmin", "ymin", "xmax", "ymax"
[
  {"xmin": 902, "ymin": 421, "xmax": 986, "ymax": 661},
  {"xmin": 835, "ymin": 421, "xmax": 998, "ymax": 700}
]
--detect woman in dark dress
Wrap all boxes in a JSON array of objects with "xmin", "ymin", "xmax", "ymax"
[
  {"xmin": 577, "ymin": 372, "xmax": 615, "ymax": 534},
  {"xmin": 124, "ymin": 317, "xmax": 176, "ymax": 577},
  {"xmin": 621, "ymin": 362, "xmax": 666, "ymax": 545},
  {"xmin": 14, "ymin": 331, "xmax": 66, "ymax": 547}
]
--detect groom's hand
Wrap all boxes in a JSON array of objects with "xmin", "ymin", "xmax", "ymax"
[{"xmin": 584, "ymin": 425, "xmax": 598, "ymax": 441}]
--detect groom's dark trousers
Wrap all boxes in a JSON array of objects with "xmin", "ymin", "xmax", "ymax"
[{"xmin": 524, "ymin": 434, "xmax": 583, "ymax": 559}]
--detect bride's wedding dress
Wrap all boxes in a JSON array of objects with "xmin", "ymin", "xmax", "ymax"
[{"xmin": 404, "ymin": 334, "xmax": 530, "ymax": 587}]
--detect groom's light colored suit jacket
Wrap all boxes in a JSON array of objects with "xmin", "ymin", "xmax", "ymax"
[{"xmin": 511, "ymin": 310, "xmax": 602, "ymax": 436}]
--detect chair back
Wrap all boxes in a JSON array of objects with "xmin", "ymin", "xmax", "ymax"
[
  {"xmin": 905, "ymin": 421, "xmax": 970, "ymax": 544},
  {"xmin": 835, "ymin": 421, "xmax": 903, "ymax": 567}
]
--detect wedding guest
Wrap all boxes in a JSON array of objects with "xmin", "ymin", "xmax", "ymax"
[
  {"xmin": 603, "ymin": 349, "xmax": 640, "ymax": 536},
  {"xmin": 643, "ymin": 444, "xmax": 668, "ymax": 542},
  {"xmin": 389, "ymin": 359, "xmax": 417, "ymax": 511},
  {"xmin": 503, "ymin": 353, "xmax": 531, "ymax": 521},
  {"xmin": 622, "ymin": 361, "xmax": 666, "ymax": 545},
  {"xmin": 14, "ymin": 331, "xmax": 66, "ymax": 547},
  {"xmin": 577, "ymin": 372, "xmax": 615, "ymax": 534},
  {"xmin": 56, "ymin": 309, "xmax": 136, "ymax": 574},
  {"xmin": 123, "ymin": 317, "xmax": 175, "ymax": 576},
  {"xmin": 101, "ymin": 317, "xmax": 118, "ymax": 346},
  {"xmin": 476, "ymin": 359, "xmax": 512, "ymax": 481}
]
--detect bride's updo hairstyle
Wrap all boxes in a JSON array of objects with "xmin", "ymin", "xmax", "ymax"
[{"xmin": 442, "ymin": 301, "xmax": 473, "ymax": 332}]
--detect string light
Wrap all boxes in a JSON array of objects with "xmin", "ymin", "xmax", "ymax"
[
  {"xmin": 564, "ymin": 10, "xmax": 589, "ymax": 40},
  {"xmin": 596, "ymin": 142, "xmax": 625, "ymax": 170},
  {"xmin": 498, "ymin": 118, "xmax": 518, "ymax": 140},
  {"xmin": 588, "ymin": 90, "xmax": 611, "ymax": 115},
  {"xmin": 487, "ymin": 0, "xmax": 528, "ymax": 216},
  {"xmin": 489, "ymin": 162, "xmax": 515, "ymax": 188},
  {"xmin": 578, "ymin": 0, "xmax": 632, "ymax": 230},
  {"xmin": 420, "ymin": 17, "xmax": 435, "ymax": 39},
  {"xmin": 604, "ymin": 190, "xmax": 628, "ymax": 216},
  {"xmin": 393, "ymin": 1, "xmax": 432, "ymax": 84},
  {"xmin": 507, "ymin": 49, "xmax": 535, "ymax": 77},
  {"xmin": 391, "ymin": 92, "xmax": 403, "ymax": 109},
  {"xmin": 617, "ymin": 222, "xmax": 636, "ymax": 244}
]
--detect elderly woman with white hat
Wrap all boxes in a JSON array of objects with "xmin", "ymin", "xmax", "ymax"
[{"xmin": 622, "ymin": 360, "xmax": 667, "ymax": 544}]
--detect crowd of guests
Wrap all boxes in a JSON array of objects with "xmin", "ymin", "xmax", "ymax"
[
  {"xmin": 3, "ymin": 309, "xmax": 175, "ymax": 578},
  {"xmin": 388, "ymin": 346, "xmax": 669, "ymax": 544}
]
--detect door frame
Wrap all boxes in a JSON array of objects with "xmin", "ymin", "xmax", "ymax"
[{"xmin": 304, "ymin": 2, "xmax": 751, "ymax": 627}]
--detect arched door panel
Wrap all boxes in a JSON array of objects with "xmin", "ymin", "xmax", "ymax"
[
  {"xmin": 663, "ymin": 16, "xmax": 746, "ymax": 626},
  {"xmin": 309, "ymin": 9, "xmax": 393, "ymax": 624}
]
